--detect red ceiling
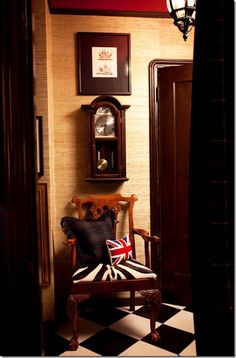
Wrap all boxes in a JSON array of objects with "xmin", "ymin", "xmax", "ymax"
[{"xmin": 48, "ymin": 0, "xmax": 169, "ymax": 17}]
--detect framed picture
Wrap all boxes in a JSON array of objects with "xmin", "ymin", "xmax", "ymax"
[
  {"xmin": 37, "ymin": 183, "xmax": 50, "ymax": 286},
  {"xmin": 36, "ymin": 115, "xmax": 44, "ymax": 177},
  {"xmin": 77, "ymin": 32, "xmax": 131, "ymax": 95}
]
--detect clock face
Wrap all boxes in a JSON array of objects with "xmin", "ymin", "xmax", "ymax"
[
  {"xmin": 95, "ymin": 115, "xmax": 115, "ymax": 136},
  {"xmin": 95, "ymin": 107, "xmax": 116, "ymax": 137}
]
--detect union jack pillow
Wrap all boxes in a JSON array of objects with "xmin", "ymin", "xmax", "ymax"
[{"xmin": 106, "ymin": 234, "xmax": 133, "ymax": 266}]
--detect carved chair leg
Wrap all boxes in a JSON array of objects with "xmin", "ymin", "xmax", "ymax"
[
  {"xmin": 67, "ymin": 294, "xmax": 91, "ymax": 351},
  {"xmin": 129, "ymin": 290, "xmax": 135, "ymax": 311},
  {"xmin": 139, "ymin": 289, "xmax": 161, "ymax": 342}
]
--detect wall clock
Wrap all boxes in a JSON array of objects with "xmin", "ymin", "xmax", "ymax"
[{"xmin": 81, "ymin": 96, "xmax": 130, "ymax": 181}]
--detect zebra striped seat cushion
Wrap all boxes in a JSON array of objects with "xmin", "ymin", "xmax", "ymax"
[{"xmin": 72, "ymin": 259, "xmax": 157, "ymax": 283}]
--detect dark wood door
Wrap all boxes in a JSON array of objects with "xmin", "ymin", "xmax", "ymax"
[{"xmin": 158, "ymin": 64, "xmax": 192, "ymax": 305}]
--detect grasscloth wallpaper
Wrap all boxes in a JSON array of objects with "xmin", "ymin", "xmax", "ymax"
[{"xmin": 33, "ymin": 0, "xmax": 193, "ymax": 320}]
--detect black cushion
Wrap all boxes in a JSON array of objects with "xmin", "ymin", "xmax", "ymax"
[{"xmin": 61, "ymin": 209, "xmax": 116, "ymax": 264}]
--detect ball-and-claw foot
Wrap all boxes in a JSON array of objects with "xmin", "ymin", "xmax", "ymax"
[
  {"xmin": 69, "ymin": 337, "xmax": 79, "ymax": 351},
  {"xmin": 151, "ymin": 331, "xmax": 160, "ymax": 342}
]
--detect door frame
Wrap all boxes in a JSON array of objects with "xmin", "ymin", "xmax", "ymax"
[
  {"xmin": 0, "ymin": 0, "xmax": 42, "ymax": 354},
  {"xmin": 148, "ymin": 59, "xmax": 192, "ymax": 272}
]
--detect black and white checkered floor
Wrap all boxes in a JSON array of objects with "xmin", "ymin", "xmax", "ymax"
[{"xmin": 47, "ymin": 301, "xmax": 196, "ymax": 356}]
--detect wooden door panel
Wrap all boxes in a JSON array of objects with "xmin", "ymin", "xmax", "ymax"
[{"xmin": 158, "ymin": 64, "xmax": 192, "ymax": 305}]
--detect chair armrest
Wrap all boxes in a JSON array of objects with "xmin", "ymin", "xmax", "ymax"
[
  {"xmin": 64, "ymin": 238, "xmax": 77, "ymax": 247},
  {"xmin": 63, "ymin": 237, "xmax": 77, "ymax": 268},
  {"xmin": 133, "ymin": 228, "xmax": 160, "ymax": 269},
  {"xmin": 133, "ymin": 228, "xmax": 160, "ymax": 243}
]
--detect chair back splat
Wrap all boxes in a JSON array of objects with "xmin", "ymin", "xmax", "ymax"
[
  {"xmin": 60, "ymin": 193, "xmax": 161, "ymax": 351},
  {"xmin": 72, "ymin": 193, "xmax": 138, "ymax": 258}
]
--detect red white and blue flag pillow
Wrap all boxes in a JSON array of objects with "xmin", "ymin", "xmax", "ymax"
[{"xmin": 106, "ymin": 234, "xmax": 133, "ymax": 266}]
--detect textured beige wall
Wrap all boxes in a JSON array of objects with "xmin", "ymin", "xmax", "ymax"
[
  {"xmin": 33, "ymin": 0, "xmax": 55, "ymax": 321},
  {"xmin": 34, "ymin": 0, "xmax": 194, "ymax": 320}
]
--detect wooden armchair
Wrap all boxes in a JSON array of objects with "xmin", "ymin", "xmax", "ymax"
[{"xmin": 61, "ymin": 193, "xmax": 161, "ymax": 351}]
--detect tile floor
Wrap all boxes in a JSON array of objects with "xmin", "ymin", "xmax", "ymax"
[{"xmin": 48, "ymin": 301, "xmax": 196, "ymax": 356}]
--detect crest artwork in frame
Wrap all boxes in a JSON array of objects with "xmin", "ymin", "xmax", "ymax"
[{"xmin": 77, "ymin": 32, "xmax": 131, "ymax": 95}]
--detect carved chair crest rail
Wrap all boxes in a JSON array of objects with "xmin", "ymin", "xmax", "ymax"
[{"xmin": 61, "ymin": 193, "xmax": 161, "ymax": 351}]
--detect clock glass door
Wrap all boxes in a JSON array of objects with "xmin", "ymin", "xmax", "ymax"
[
  {"xmin": 94, "ymin": 106, "xmax": 119, "ymax": 176},
  {"xmin": 96, "ymin": 142, "xmax": 118, "ymax": 174}
]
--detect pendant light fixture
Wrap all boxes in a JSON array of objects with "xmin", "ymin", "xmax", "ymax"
[{"xmin": 166, "ymin": 0, "xmax": 197, "ymax": 41}]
